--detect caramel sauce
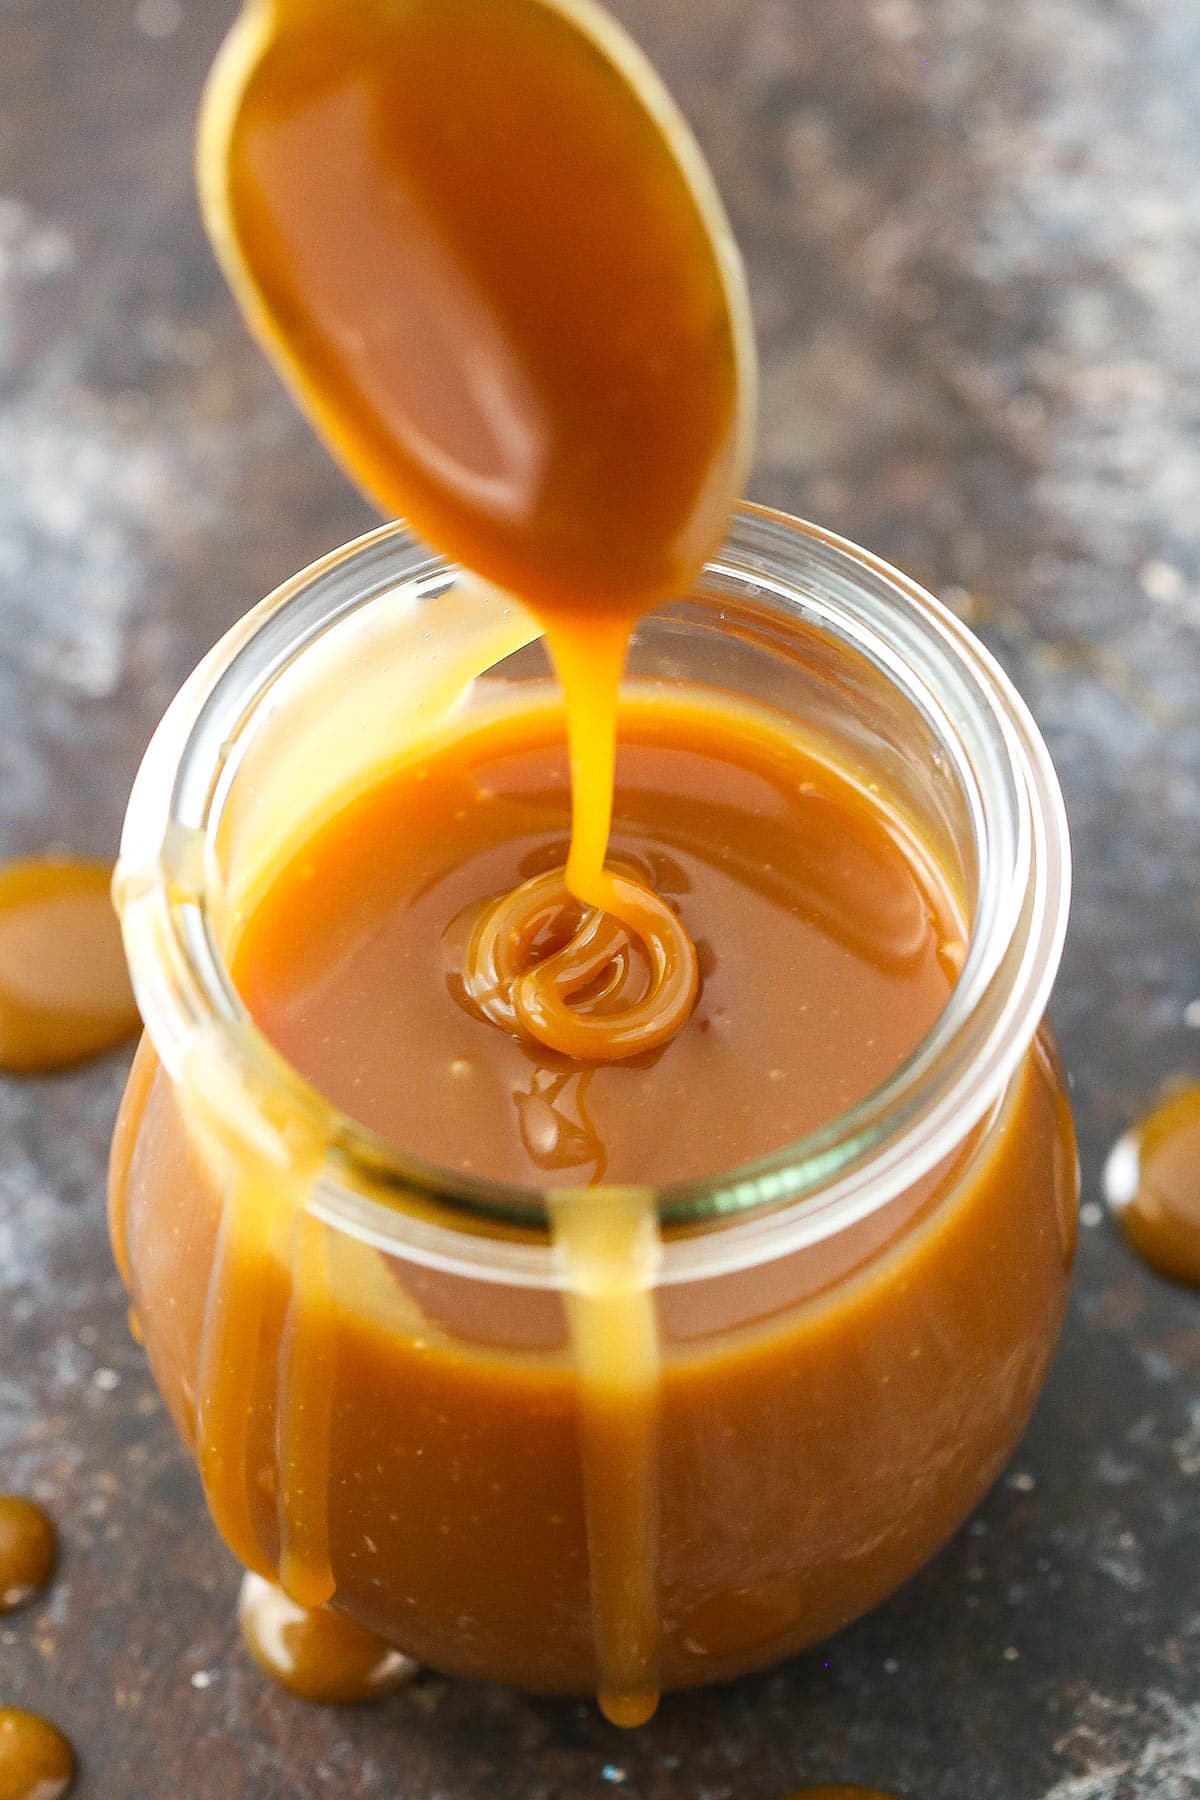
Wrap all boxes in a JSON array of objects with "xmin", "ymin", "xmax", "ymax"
[
  {"xmin": 780, "ymin": 1789, "xmax": 900, "ymax": 1800},
  {"xmin": 186, "ymin": 1113, "xmax": 343, "ymax": 1614},
  {"xmin": 236, "ymin": 698, "xmax": 961, "ymax": 1188},
  {"xmin": 0, "ymin": 1500, "xmax": 56, "ymax": 1613},
  {"xmin": 549, "ymin": 1188, "xmax": 662, "ymax": 1726},
  {"xmin": 459, "ymin": 866, "xmax": 698, "ymax": 1063},
  {"xmin": 0, "ymin": 1515, "xmax": 71, "ymax": 1794},
  {"xmin": 0, "ymin": 1709, "xmax": 75, "ymax": 1800},
  {"xmin": 107, "ymin": 1027, "xmax": 158, "ymax": 1294},
  {"xmin": 0, "ymin": 859, "xmax": 138, "ymax": 1072},
  {"xmin": 238, "ymin": 1572, "xmax": 416, "ymax": 1703},
  {"xmin": 1104, "ymin": 1083, "xmax": 1200, "ymax": 1287}
]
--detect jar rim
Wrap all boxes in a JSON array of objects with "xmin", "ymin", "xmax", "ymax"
[{"xmin": 115, "ymin": 504, "xmax": 1071, "ymax": 1286}]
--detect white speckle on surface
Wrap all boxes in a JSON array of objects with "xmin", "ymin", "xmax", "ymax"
[
  {"xmin": 1138, "ymin": 559, "xmax": 1185, "ymax": 604},
  {"xmin": 1169, "ymin": 1402, "xmax": 1200, "ymax": 1477},
  {"xmin": 1008, "ymin": 390, "xmax": 1048, "ymax": 433},
  {"xmin": 1102, "ymin": 1132, "xmax": 1139, "ymax": 1211},
  {"xmin": 92, "ymin": 1367, "xmax": 120, "ymax": 1392},
  {"xmin": 1095, "ymin": 1551, "xmax": 1146, "ymax": 1593},
  {"xmin": 870, "ymin": 0, "xmax": 921, "ymax": 44},
  {"xmin": 1080, "ymin": 1202, "xmax": 1104, "ymax": 1228},
  {"xmin": 134, "ymin": 0, "xmax": 183, "ymax": 38},
  {"xmin": 883, "ymin": 1657, "xmax": 899, "ymax": 1674},
  {"xmin": 1094, "ymin": 1448, "xmax": 1138, "ymax": 1486},
  {"xmin": 0, "ymin": 199, "xmax": 75, "ymax": 288},
  {"xmin": 45, "ymin": 1332, "xmax": 89, "ymax": 1393},
  {"xmin": 140, "ymin": 315, "xmax": 213, "ymax": 370},
  {"xmin": 1003, "ymin": 1645, "xmax": 1020, "ymax": 1661},
  {"xmin": 1008, "ymin": 1470, "xmax": 1037, "ymax": 1493},
  {"xmin": 940, "ymin": 583, "xmax": 974, "ymax": 618},
  {"xmin": 190, "ymin": 1669, "xmax": 214, "ymax": 1690}
]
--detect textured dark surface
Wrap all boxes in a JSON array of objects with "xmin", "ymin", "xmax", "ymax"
[{"xmin": 2, "ymin": 1, "xmax": 1199, "ymax": 1796}]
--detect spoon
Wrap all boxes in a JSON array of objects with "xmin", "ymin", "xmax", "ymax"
[{"xmin": 196, "ymin": 0, "xmax": 756, "ymax": 616}]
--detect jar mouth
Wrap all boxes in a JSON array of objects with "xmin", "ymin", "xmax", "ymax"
[{"xmin": 115, "ymin": 504, "xmax": 1070, "ymax": 1282}]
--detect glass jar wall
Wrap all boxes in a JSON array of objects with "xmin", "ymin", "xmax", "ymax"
[{"xmin": 109, "ymin": 506, "xmax": 1077, "ymax": 1706}]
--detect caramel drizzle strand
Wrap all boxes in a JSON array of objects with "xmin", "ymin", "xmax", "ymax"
[
  {"xmin": 195, "ymin": 1169, "xmax": 284, "ymax": 1582},
  {"xmin": 107, "ymin": 1036, "xmax": 159, "ymax": 1294},
  {"xmin": 551, "ymin": 1187, "xmax": 663, "ymax": 1729},
  {"xmin": 275, "ymin": 1206, "xmax": 338, "ymax": 1607},
  {"xmin": 464, "ymin": 866, "xmax": 697, "ymax": 1060}
]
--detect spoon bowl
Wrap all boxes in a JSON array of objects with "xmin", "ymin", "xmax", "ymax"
[{"xmin": 197, "ymin": 0, "xmax": 756, "ymax": 614}]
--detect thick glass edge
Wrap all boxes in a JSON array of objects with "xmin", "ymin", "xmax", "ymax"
[{"xmin": 115, "ymin": 505, "xmax": 1071, "ymax": 1287}]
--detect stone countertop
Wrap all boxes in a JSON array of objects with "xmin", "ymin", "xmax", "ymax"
[{"xmin": 2, "ymin": 0, "xmax": 1197, "ymax": 1795}]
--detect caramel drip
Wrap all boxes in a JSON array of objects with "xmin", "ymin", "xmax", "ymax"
[
  {"xmin": 0, "ymin": 1708, "xmax": 75, "ymax": 1800},
  {"xmin": 458, "ymin": 616, "xmax": 699, "ymax": 1061},
  {"xmin": 195, "ymin": 1168, "xmax": 286, "ymax": 1583},
  {"xmin": 547, "ymin": 616, "xmax": 701, "ymax": 1057},
  {"xmin": 550, "ymin": 1188, "xmax": 662, "ymax": 1728},
  {"xmin": 0, "ymin": 856, "xmax": 139, "ymax": 1073},
  {"xmin": 238, "ymin": 1572, "xmax": 416, "ymax": 1704},
  {"xmin": 275, "ymin": 1208, "xmax": 337, "ymax": 1607},
  {"xmin": 107, "ymin": 1034, "xmax": 159, "ymax": 1293},
  {"xmin": 514, "ymin": 1068, "xmax": 608, "ymax": 1183},
  {"xmin": 0, "ymin": 1498, "xmax": 56, "ymax": 1612},
  {"xmin": 549, "ymin": 614, "xmax": 627, "ymax": 912},
  {"xmin": 187, "ymin": 1070, "xmax": 340, "ymax": 1608}
]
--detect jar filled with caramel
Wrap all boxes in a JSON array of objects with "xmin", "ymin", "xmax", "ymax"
[{"xmin": 109, "ymin": 505, "xmax": 1076, "ymax": 1725}]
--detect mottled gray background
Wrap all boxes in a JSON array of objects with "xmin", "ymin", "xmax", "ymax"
[{"xmin": 2, "ymin": 0, "xmax": 1198, "ymax": 1795}]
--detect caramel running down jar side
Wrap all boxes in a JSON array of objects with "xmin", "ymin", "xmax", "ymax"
[{"xmin": 109, "ymin": 507, "xmax": 1077, "ymax": 1706}]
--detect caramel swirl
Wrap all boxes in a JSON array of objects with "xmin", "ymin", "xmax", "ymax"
[{"xmin": 461, "ymin": 866, "xmax": 698, "ymax": 1061}]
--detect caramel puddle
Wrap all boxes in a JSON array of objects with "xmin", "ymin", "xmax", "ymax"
[{"xmin": 0, "ymin": 858, "xmax": 137, "ymax": 1072}]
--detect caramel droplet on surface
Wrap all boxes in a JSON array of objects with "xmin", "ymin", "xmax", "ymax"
[
  {"xmin": 778, "ymin": 1789, "xmax": 901, "ymax": 1800},
  {"xmin": 0, "ymin": 1498, "xmax": 56, "ymax": 1612},
  {"xmin": 238, "ymin": 1573, "xmax": 418, "ymax": 1704},
  {"xmin": 0, "ymin": 858, "xmax": 139, "ymax": 1072},
  {"xmin": 1103, "ymin": 1082, "xmax": 1200, "ymax": 1288},
  {"xmin": 0, "ymin": 1709, "xmax": 75, "ymax": 1800}
]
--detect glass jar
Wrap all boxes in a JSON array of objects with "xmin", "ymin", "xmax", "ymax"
[{"xmin": 109, "ymin": 504, "xmax": 1076, "ymax": 1710}]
